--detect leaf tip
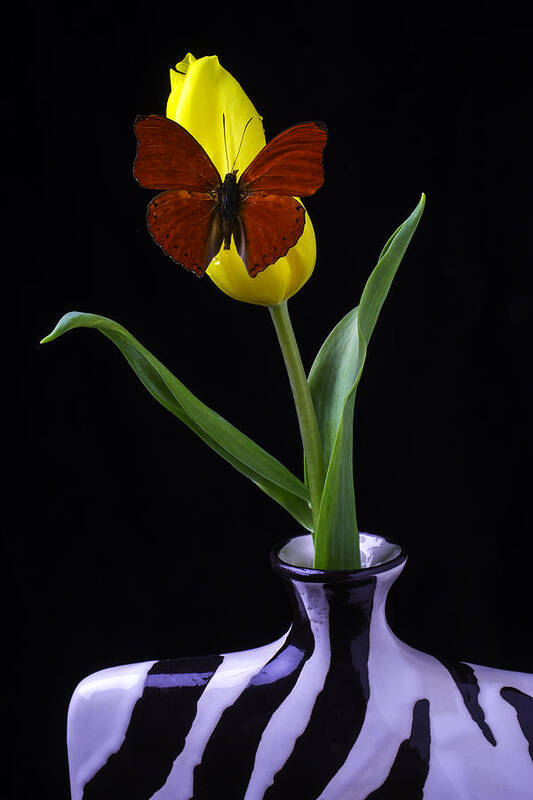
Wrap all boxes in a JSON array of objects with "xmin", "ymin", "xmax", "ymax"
[{"xmin": 39, "ymin": 325, "xmax": 62, "ymax": 345}]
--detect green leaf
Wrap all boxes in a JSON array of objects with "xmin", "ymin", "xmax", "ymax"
[
  {"xmin": 309, "ymin": 194, "xmax": 426, "ymax": 568},
  {"xmin": 41, "ymin": 312, "xmax": 313, "ymax": 531},
  {"xmin": 307, "ymin": 308, "xmax": 361, "ymax": 568}
]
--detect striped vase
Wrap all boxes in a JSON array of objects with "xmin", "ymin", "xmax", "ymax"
[{"xmin": 67, "ymin": 533, "xmax": 533, "ymax": 799}]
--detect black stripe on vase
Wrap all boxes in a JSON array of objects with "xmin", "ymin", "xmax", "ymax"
[
  {"xmin": 263, "ymin": 577, "xmax": 376, "ymax": 800},
  {"xmin": 366, "ymin": 698, "xmax": 431, "ymax": 800},
  {"xmin": 437, "ymin": 657, "xmax": 497, "ymax": 745},
  {"xmin": 500, "ymin": 686, "xmax": 533, "ymax": 760},
  {"xmin": 82, "ymin": 654, "xmax": 223, "ymax": 800},
  {"xmin": 191, "ymin": 586, "xmax": 315, "ymax": 799}
]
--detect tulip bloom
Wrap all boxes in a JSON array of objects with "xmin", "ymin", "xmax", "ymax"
[{"xmin": 166, "ymin": 53, "xmax": 317, "ymax": 306}]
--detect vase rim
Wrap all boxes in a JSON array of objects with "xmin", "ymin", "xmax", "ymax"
[{"xmin": 270, "ymin": 532, "xmax": 407, "ymax": 582}]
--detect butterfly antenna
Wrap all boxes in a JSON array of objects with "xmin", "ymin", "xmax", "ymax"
[
  {"xmin": 231, "ymin": 118, "xmax": 253, "ymax": 173},
  {"xmin": 222, "ymin": 114, "xmax": 231, "ymax": 175}
]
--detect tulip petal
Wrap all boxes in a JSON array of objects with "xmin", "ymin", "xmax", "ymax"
[
  {"xmin": 207, "ymin": 208, "xmax": 316, "ymax": 306},
  {"xmin": 167, "ymin": 54, "xmax": 266, "ymax": 179}
]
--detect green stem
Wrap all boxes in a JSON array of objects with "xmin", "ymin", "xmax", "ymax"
[{"xmin": 269, "ymin": 300, "xmax": 325, "ymax": 537}]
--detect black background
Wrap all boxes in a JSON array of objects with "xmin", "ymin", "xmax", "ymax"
[{"xmin": 8, "ymin": 4, "xmax": 533, "ymax": 798}]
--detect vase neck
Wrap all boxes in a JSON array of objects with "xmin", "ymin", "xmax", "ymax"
[
  {"xmin": 272, "ymin": 534, "xmax": 407, "ymax": 660},
  {"xmin": 284, "ymin": 565, "xmax": 403, "ymax": 655}
]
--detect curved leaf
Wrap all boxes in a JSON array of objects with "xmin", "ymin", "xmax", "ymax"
[
  {"xmin": 309, "ymin": 194, "xmax": 426, "ymax": 568},
  {"xmin": 41, "ymin": 312, "xmax": 312, "ymax": 531}
]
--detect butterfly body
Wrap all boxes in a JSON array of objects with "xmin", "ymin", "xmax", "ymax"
[
  {"xmin": 217, "ymin": 171, "xmax": 241, "ymax": 250},
  {"xmin": 133, "ymin": 115, "xmax": 327, "ymax": 278}
]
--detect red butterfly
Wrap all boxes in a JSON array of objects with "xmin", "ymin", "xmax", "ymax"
[{"xmin": 133, "ymin": 115, "xmax": 327, "ymax": 277}]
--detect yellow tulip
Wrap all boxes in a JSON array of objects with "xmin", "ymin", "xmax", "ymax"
[{"xmin": 166, "ymin": 53, "xmax": 317, "ymax": 306}]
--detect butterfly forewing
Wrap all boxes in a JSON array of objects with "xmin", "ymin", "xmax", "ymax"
[
  {"xmin": 238, "ymin": 122, "xmax": 327, "ymax": 196},
  {"xmin": 236, "ymin": 194, "xmax": 306, "ymax": 277},
  {"xmin": 134, "ymin": 115, "xmax": 221, "ymax": 191},
  {"xmin": 148, "ymin": 190, "xmax": 222, "ymax": 276}
]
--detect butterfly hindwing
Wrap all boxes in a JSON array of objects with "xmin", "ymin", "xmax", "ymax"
[
  {"xmin": 134, "ymin": 115, "xmax": 221, "ymax": 192},
  {"xmin": 148, "ymin": 190, "xmax": 222, "ymax": 276},
  {"xmin": 236, "ymin": 194, "xmax": 306, "ymax": 277},
  {"xmin": 238, "ymin": 121, "xmax": 327, "ymax": 197}
]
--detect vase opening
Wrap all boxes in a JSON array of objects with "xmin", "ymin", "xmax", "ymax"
[{"xmin": 276, "ymin": 533, "xmax": 403, "ymax": 571}]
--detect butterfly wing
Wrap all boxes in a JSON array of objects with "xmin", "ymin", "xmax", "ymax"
[
  {"xmin": 134, "ymin": 115, "xmax": 223, "ymax": 275},
  {"xmin": 133, "ymin": 115, "xmax": 220, "ymax": 191},
  {"xmin": 238, "ymin": 121, "xmax": 327, "ymax": 196},
  {"xmin": 235, "ymin": 194, "xmax": 306, "ymax": 277},
  {"xmin": 147, "ymin": 190, "xmax": 222, "ymax": 276},
  {"xmin": 234, "ymin": 122, "xmax": 326, "ymax": 276}
]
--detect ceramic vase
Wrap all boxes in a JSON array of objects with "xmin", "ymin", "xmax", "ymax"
[{"xmin": 67, "ymin": 533, "xmax": 533, "ymax": 799}]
